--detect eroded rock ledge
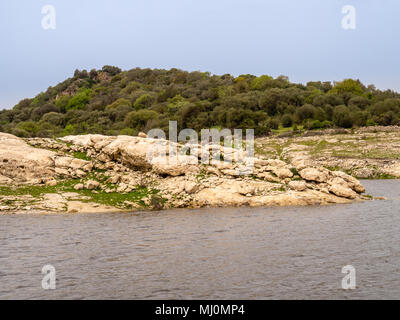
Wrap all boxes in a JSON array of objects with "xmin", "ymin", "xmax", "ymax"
[{"xmin": 0, "ymin": 132, "xmax": 369, "ymax": 214}]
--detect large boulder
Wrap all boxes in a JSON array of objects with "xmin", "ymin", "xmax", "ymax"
[
  {"xmin": 0, "ymin": 174, "xmax": 12, "ymax": 184},
  {"xmin": 272, "ymin": 167, "xmax": 293, "ymax": 179},
  {"xmin": 184, "ymin": 181, "xmax": 199, "ymax": 194},
  {"xmin": 327, "ymin": 177, "xmax": 358, "ymax": 199},
  {"xmin": 382, "ymin": 163, "xmax": 400, "ymax": 178},
  {"xmin": 70, "ymin": 158, "xmax": 91, "ymax": 170},
  {"xmin": 195, "ymin": 187, "xmax": 249, "ymax": 207},
  {"xmin": 299, "ymin": 167, "xmax": 329, "ymax": 183},
  {"xmin": 330, "ymin": 171, "xmax": 365, "ymax": 193},
  {"xmin": 288, "ymin": 180, "xmax": 307, "ymax": 191},
  {"xmin": 0, "ymin": 133, "xmax": 56, "ymax": 183},
  {"xmin": 62, "ymin": 135, "xmax": 205, "ymax": 176},
  {"xmin": 54, "ymin": 156, "xmax": 72, "ymax": 168},
  {"xmin": 84, "ymin": 180, "xmax": 100, "ymax": 190},
  {"xmin": 151, "ymin": 155, "xmax": 199, "ymax": 176}
]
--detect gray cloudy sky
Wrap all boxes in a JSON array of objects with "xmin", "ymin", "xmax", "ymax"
[{"xmin": 0, "ymin": 0, "xmax": 399, "ymax": 108}]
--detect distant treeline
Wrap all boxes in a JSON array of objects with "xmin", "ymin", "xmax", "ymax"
[{"xmin": 1, "ymin": 66, "xmax": 400, "ymax": 138}]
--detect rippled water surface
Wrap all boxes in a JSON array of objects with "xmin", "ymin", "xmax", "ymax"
[{"xmin": 1, "ymin": 180, "xmax": 400, "ymax": 299}]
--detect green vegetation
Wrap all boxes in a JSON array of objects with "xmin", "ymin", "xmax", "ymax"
[
  {"xmin": 0, "ymin": 178, "xmax": 160, "ymax": 209},
  {"xmin": 372, "ymin": 173, "xmax": 398, "ymax": 180},
  {"xmin": 297, "ymin": 138, "xmax": 400, "ymax": 161},
  {"xmin": 0, "ymin": 180, "xmax": 77, "ymax": 197},
  {"xmin": 77, "ymin": 186, "xmax": 156, "ymax": 208},
  {"xmin": 1, "ymin": 66, "xmax": 400, "ymax": 138},
  {"xmin": 73, "ymin": 151, "xmax": 92, "ymax": 161}
]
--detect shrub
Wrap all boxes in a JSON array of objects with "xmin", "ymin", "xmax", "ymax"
[
  {"xmin": 15, "ymin": 121, "xmax": 40, "ymax": 137},
  {"xmin": 310, "ymin": 120, "xmax": 323, "ymax": 129},
  {"xmin": 267, "ymin": 118, "xmax": 279, "ymax": 130},
  {"xmin": 55, "ymin": 95, "xmax": 71, "ymax": 112},
  {"xmin": 281, "ymin": 114, "xmax": 293, "ymax": 127},
  {"xmin": 105, "ymin": 98, "xmax": 131, "ymax": 110},
  {"xmin": 296, "ymin": 104, "xmax": 316, "ymax": 121},
  {"xmin": 120, "ymin": 127, "xmax": 137, "ymax": 136},
  {"xmin": 41, "ymin": 112, "xmax": 65, "ymax": 126},
  {"xmin": 66, "ymin": 89, "xmax": 91, "ymax": 110},
  {"xmin": 62, "ymin": 124, "xmax": 76, "ymax": 136},
  {"xmin": 333, "ymin": 105, "xmax": 353, "ymax": 128},
  {"xmin": 329, "ymin": 79, "xmax": 364, "ymax": 96},
  {"xmin": 133, "ymin": 94, "xmax": 154, "ymax": 110},
  {"xmin": 124, "ymin": 109, "xmax": 159, "ymax": 129},
  {"xmin": 101, "ymin": 65, "xmax": 121, "ymax": 76},
  {"xmin": 250, "ymin": 75, "xmax": 274, "ymax": 90}
]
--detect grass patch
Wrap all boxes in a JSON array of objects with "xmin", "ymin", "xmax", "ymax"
[
  {"xmin": 77, "ymin": 186, "xmax": 156, "ymax": 208},
  {"xmin": 0, "ymin": 179, "xmax": 78, "ymax": 197},
  {"xmin": 73, "ymin": 151, "xmax": 92, "ymax": 161},
  {"xmin": 373, "ymin": 173, "xmax": 398, "ymax": 180},
  {"xmin": 0, "ymin": 179, "xmax": 160, "ymax": 209},
  {"xmin": 277, "ymin": 185, "xmax": 286, "ymax": 192},
  {"xmin": 314, "ymin": 139, "xmax": 328, "ymax": 153},
  {"xmin": 325, "ymin": 166, "xmax": 352, "ymax": 175},
  {"xmin": 55, "ymin": 138, "xmax": 72, "ymax": 147},
  {"xmin": 271, "ymin": 125, "xmax": 304, "ymax": 135}
]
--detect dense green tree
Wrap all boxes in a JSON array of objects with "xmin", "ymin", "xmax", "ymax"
[
  {"xmin": 281, "ymin": 114, "xmax": 293, "ymax": 127},
  {"xmin": 66, "ymin": 89, "xmax": 91, "ymax": 110},
  {"xmin": 125, "ymin": 109, "xmax": 159, "ymax": 130},
  {"xmin": 333, "ymin": 105, "xmax": 353, "ymax": 128},
  {"xmin": 250, "ymin": 75, "xmax": 274, "ymax": 91},
  {"xmin": 329, "ymin": 79, "xmax": 364, "ymax": 96},
  {"xmin": 41, "ymin": 112, "xmax": 65, "ymax": 126},
  {"xmin": 101, "ymin": 65, "xmax": 122, "ymax": 76},
  {"xmin": 296, "ymin": 104, "xmax": 317, "ymax": 121},
  {"xmin": 133, "ymin": 94, "xmax": 154, "ymax": 110}
]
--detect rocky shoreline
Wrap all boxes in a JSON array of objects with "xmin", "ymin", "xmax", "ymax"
[
  {"xmin": 256, "ymin": 126, "xmax": 400, "ymax": 179},
  {"xmin": 0, "ymin": 129, "xmax": 375, "ymax": 214}
]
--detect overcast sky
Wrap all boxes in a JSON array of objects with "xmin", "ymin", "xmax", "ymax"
[{"xmin": 0, "ymin": 0, "xmax": 399, "ymax": 109}]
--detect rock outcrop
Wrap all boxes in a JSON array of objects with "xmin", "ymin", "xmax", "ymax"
[
  {"xmin": 0, "ymin": 132, "xmax": 56, "ymax": 183},
  {"xmin": 256, "ymin": 126, "xmax": 400, "ymax": 179},
  {"xmin": 0, "ymin": 132, "xmax": 369, "ymax": 214}
]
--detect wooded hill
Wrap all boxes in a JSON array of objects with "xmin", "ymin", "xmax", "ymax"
[{"xmin": 1, "ymin": 66, "xmax": 400, "ymax": 138}]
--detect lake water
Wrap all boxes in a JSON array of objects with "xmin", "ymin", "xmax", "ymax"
[{"xmin": 1, "ymin": 180, "xmax": 400, "ymax": 299}]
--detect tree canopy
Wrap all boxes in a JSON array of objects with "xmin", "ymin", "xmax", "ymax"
[{"xmin": 1, "ymin": 66, "xmax": 399, "ymax": 138}]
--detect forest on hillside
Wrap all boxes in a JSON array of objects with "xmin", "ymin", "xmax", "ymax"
[{"xmin": 1, "ymin": 66, "xmax": 400, "ymax": 138}]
